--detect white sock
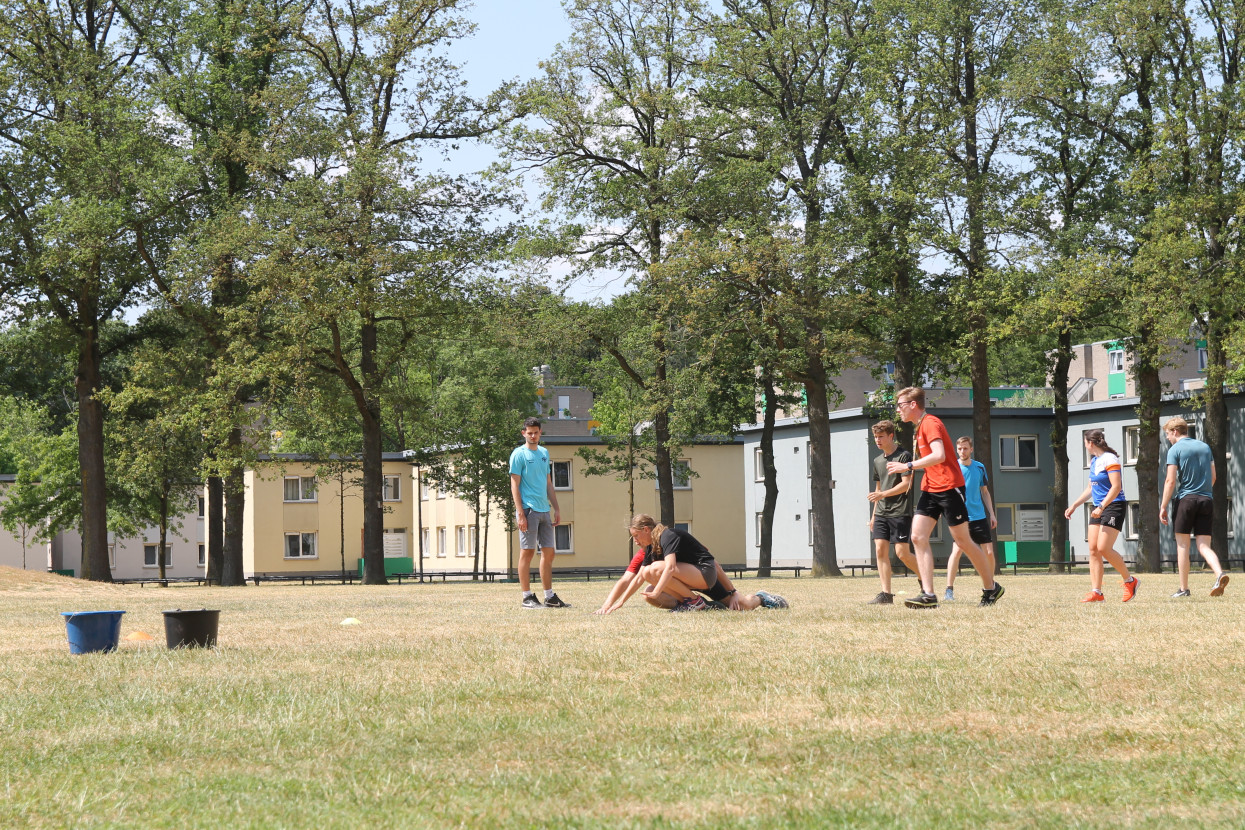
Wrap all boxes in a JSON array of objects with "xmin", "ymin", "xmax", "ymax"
[{"xmin": 544, "ymin": 589, "xmax": 555, "ymax": 600}]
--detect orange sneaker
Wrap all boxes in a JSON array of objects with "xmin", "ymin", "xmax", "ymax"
[
  {"xmin": 1122, "ymin": 576, "xmax": 1139, "ymax": 602},
  {"xmin": 1081, "ymin": 590, "xmax": 1105, "ymax": 603}
]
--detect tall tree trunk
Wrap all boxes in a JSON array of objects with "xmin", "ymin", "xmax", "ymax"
[
  {"xmin": 653, "ymin": 345, "xmax": 675, "ymax": 526},
  {"xmin": 360, "ymin": 319, "xmax": 387, "ymax": 585},
  {"xmin": 339, "ymin": 468, "xmax": 347, "ymax": 576},
  {"xmin": 806, "ymin": 344, "xmax": 841, "ymax": 577},
  {"xmin": 75, "ymin": 321, "xmax": 112, "ymax": 582},
  {"xmin": 759, "ymin": 369, "xmax": 779, "ymax": 577},
  {"xmin": 1135, "ymin": 346, "xmax": 1163, "ymax": 573},
  {"xmin": 1049, "ymin": 331, "xmax": 1072, "ymax": 573},
  {"xmin": 1203, "ymin": 319, "xmax": 1230, "ymax": 563},
  {"xmin": 207, "ymin": 475, "xmax": 223, "ymax": 584},
  {"xmin": 221, "ymin": 461, "xmax": 246, "ymax": 585},
  {"xmin": 158, "ymin": 495, "xmax": 169, "ymax": 582}
]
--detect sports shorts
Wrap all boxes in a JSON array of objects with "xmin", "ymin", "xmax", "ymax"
[
  {"xmin": 518, "ymin": 508, "xmax": 556, "ymax": 550},
  {"xmin": 871, "ymin": 515, "xmax": 912, "ymax": 544},
  {"xmin": 965, "ymin": 518, "xmax": 993, "ymax": 545},
  {"xmin": 1173, "ymin": 495, "xmax": 1214, "ymax": 537},
  {"xmin": 915, "ymin": 488, "xmax": 970, "ymax": 527},
  {"xmin": 1089, "ymin": 501, "xmax": 1127, "ymax": 531}
]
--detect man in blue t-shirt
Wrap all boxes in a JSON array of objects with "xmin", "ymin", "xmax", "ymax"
[
  {"xmin": 1160, "ymin": 416, "xmax": 1228, "ymax": 597},
  {"xmin": 944, "ymin": 437, "xmax": 996, "ymax": 601},
  {"xmin": 509, "ymin": 417, "xmax": 567, "ymax": 609}
]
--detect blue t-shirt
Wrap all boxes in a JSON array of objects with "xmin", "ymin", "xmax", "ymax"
[
  {"xmin": 508, "ymin": 444, "xmax": 551, "ymax": 512},
  {"xmin": 959, "ymin": 459, "xmax": 989, "ymax": 521},
  {"xmin": 1166, "ymin": 437, "xmax": 1214, "ymax": 499},
  {"xmin": 1089, "ymin": 452, "xmax": 1127, "ymax": 506}
]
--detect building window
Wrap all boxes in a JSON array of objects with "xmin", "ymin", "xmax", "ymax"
[
  {"xmin": 197, "ymin": 496, "xmax": 205, "ymax": 518},
  {"xmin": 108, "ymin": 543, "xmax": 116, "ymax": 570},
  {"xmin": 198, "ymin": 544, "xmax": 206, "ymax": 567},
  {"xmin": 753, "ymin": 448, "xmax": 765, "ymax": 482},
  {"xmin": 552, "ymin": 460, "xmax": 572, "ymax": 490},
  {"xmin": 557, "ymin": 394, "xmax": 570, "ymax": 418},
  {"xmin": 1124, "ymin": 426, "xmax": 1141, "ymax": 465},
  {"xmin": 283, "ymin": 476, "xmax": 316, "ymax": 502},
  {"xmin": 994, "ymin": 505, "xmax": 1014, "ymax": 540},
  {"xmin": 806, "ymin": 441, "xmax": 811, "ymax": 478},
  {"xmin": 1228, "ymin": 500, "xmax": 1235, "ymax": 539},
  {"xmin": 807, "ymin": 511, "xmax": 814, "ymax": 546},
  {"xmin": 1108, "ymin": 349, "xmax": 1124, "ymax": 373},
  {"xmin": 143, "ymin": 544, "xmax": 172, "ymax": 568},
  {"xmin": 284, "ymin": 532, "xmax": 317, "ymax": 559},
  {"xmin": 755, "ymin": 512, "xmax": 763, "ymax": 546},
  {"xmin": 436, "ymin": 481, "xmax": 447, "ymax": 499},
  {"xmin": 1198, "ymin": 347, "xmax": 1209, "ymax": 372},
  {"xmin": 674, "ymin": 522, "xmax": 690, "ymax": 532},
  {"xmin": 436, "ymin": 527, "xmax": 446, "ymax": 558},
  {"xmin": 469, "ymin": 525, "xmax": 478, "ymax": 555},
  {"xmin": 655, "ymin": 460, "xmax": 692, "ymax": 489},
  {"xmin": 420, "ymin": 478, "xmax": 430, "ymax": 500},
  {"xmin": 999, "ymin": 435, "xmax": 1039, "ymax": 470},
  {"xmin": 420, "ymin": 528, "xmax": 430, "ymax": 557},
  {"xmin": 383, "ymin": 475, "xmax": 401, "ymax": 502},
  {"xmin": 1125, "ymin": 502, "xmax": 1140, "ymax": 541},
  {"xmin": 455, "ymin": 526, "xmax": 467, "ymax": 557},
  {"xmin": 555, "ymin": 524, "xmax": 574, "ymax": 553}
]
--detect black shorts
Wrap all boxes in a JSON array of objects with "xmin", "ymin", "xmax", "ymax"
[
  {"xmin": 872, "ymin": 515, "xmax": 912, "ymax": 543},
  {"xmin": 692, "ymin": 560, "xmax": 718, "ymax": 591},
  {"xmin": 966, "ymin": 518, "xmax": 993, "ymax": 545},
  {"xmin": 1173, "ymin": 495, "xmax": 1214, "ymax": 537},
  {"xmin": 1089, "ymin": 501, "xmax": 1127, "ymax": 531},
  {"xmin": 915, "ymin": 488, "xmax": 970, "ymax": 527}
]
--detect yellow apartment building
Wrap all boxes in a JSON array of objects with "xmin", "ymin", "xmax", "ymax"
[{"xmin": 239, "ymin": 439, "xmax": 747, "ymax": 579}]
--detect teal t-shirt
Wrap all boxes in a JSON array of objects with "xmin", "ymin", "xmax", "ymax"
[
  {"xmin": 508, "ymin": 444, "xmax": 552, "ymax": 512},
  {"xmin": 1166, "ymin": 437, "xmax": 1214, "ymax": 499}
]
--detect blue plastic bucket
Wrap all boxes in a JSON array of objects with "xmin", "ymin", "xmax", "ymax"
[{"xmin": 61, "ymin": 611, "xmax": 126, "ymax": 654}]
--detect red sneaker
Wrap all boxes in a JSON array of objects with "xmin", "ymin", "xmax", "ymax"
[
  {"xmin": 1122, "ymin": 577, "xmax": 1139, "ymax": 603},
  {"xmin": 1081, "ymin": 590, "xmax": 1105, "ymax": 603}
]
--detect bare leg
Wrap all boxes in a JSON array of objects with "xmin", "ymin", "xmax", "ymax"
[
  {"xmin": 946, "ymin": 522, "xmax": 995, "ymax": 591},
  {"xmin": 894, "ymin": 542, "xmax": 917, "ymax": 575},
  {"xmin": 875, "ymin": 538, "xmax": 894, "ymax": 594},
  {"xmin": 1087, "ymin": 525, "xmax": 1104, "ymax": 592},
  {"xmin": 539, "ymin": 547, "xmax": 555, "ymax": 591},
  {"xmin": 1195, "ymin": 535, "xmax": 1225, "ymax": 578},
  {"xmin": 1175, "ymin": 534, "xmax": 1192, "ymax": 592},
  {"xmin": 946, "ymin": 545, "xmax": 963, "ymax": 589},
  {"xmin": 518, "ymin": 548, "xmax": 536, "ymax": 592},
  {"xmin": 1093, "ymin": 526, "xmax": 1130, "ymax": 581},
  {"xmin": 984, "ymin": 541, "xmax": 996, "ymax": 575},
  {"xmin": 910, "ymin": 514, "xmax": 937, "ymax": 595}
]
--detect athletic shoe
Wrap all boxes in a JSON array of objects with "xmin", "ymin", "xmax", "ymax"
[
  {"xmin": 1211, "ymin": 573, "xmax": 1230, "ymax": 597},
  {"xmin": 671, "ymin": 595, "xmax": 708, "ymax": 612},
  {"xmin": 980, "ymin": 582, "xmax": 1006, "ymax": 606},
  {"xmin": 543, "ymin": 593, "xmax": 570, "ymax": 609},
  {"xmin": 904, "ymin": 592, "xmax": 939, "ymax": 609},
  {"xmin": 521, "ymin": 594, "xmax": 544, "ymax": 610},
  {"xmin": 1171, "ymin": 588, "xmax": 1192, "ymax": 598},
  {"xmin": 703, "ymin": 598, "xmax": 730, "ymax": 610},
  {"xmin": 1122, "ymin": 577, "xmax": 1139, "ymax": 603},
  {"xmin": 943, "ymin": 587, "xmax": 955, "ymax": 602},
  {"xmin": 756, "ymin": 590, "xmax": 789, "ymax": 609},
  {"xmin": 1081, "ymin": 590, "xmax": 1105, "ymax": 603},
  {"xmin": 868, "ymin": 591, "xmax": 894, "ymax": 605}
]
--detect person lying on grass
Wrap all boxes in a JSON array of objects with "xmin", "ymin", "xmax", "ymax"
[{"xmin": 593, "ymin": 515, "xmax": 788, "ymax": 613}]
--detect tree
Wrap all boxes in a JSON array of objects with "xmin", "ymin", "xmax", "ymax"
[
  {"xmin": 504, "ymin": 0, "xmax": 710, "ymax": 527},
  {"xmin": 253, "ymin": 0, "xmax": 513, "ymax": 584},
  {"xmin": 0, "ymin": 0, "xmax": 186, "ymax": 580}
]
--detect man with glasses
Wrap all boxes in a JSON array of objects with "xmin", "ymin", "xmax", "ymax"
[{"xmin": 887, "ymin": 387, "xmax": 1004, "ymax": 609}]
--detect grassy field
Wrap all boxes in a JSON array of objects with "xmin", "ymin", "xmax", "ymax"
[{"xmin": 2, "ymin": 567, "xmax": 1243, "ymax": 829}]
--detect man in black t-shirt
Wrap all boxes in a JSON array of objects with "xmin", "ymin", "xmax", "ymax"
[{"xmin": 866, "ymin": 420, "xmax": 917, "ymax": 605}]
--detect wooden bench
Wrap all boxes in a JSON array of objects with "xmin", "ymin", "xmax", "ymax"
[{"xmin": 114, "ymin": 577, "xmax": 208, "ymax": 587}]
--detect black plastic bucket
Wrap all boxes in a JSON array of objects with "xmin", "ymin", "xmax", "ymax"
[{"xmin": 162, "ymin": 609, "xmax": 220, "ymax": 649}]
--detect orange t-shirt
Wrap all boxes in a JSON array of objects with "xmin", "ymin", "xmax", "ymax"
[{"xmin": 915, "ymin": 413, "xmax": 965, "ymax": 493}]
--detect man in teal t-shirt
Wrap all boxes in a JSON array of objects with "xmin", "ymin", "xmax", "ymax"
[
  {"xmin": 1160, "ymin": 416, "xmax": 1228, "ymax": 598},
  {"xmin": 509, "ymin": 417, "xmax": 567, "ymax": 609}
]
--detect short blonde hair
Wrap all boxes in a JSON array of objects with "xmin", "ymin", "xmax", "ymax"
[
  {"xmin": 1164, "ymin": 416, "xmax": 1189, "ymax": 436},
  {"xmin": 956, "ymin": 436, "xmax": 973, "ymax": 446},
  {"xmin": 896, "ymin": 386, "xmax": 924, "ymax": 407}
]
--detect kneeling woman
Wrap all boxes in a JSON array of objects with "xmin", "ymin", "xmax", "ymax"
[{"xmin": 627, "ymin": 514, "xmax": 787, "ymax": 612}]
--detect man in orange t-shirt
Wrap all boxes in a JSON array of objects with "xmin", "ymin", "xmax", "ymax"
[{"xmin": 887, "ymin": 387, "xmax": 1003, "ymax": 609}]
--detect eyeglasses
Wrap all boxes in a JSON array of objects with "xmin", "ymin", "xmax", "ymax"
[{"xmin": 896, "ymin": 400, "xmax": 916, "ymax": 409}]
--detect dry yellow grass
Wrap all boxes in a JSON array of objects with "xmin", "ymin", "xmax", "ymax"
[{"xmin": 1, "ymin": 567, "xmax": 1243, "ymax": 828}]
